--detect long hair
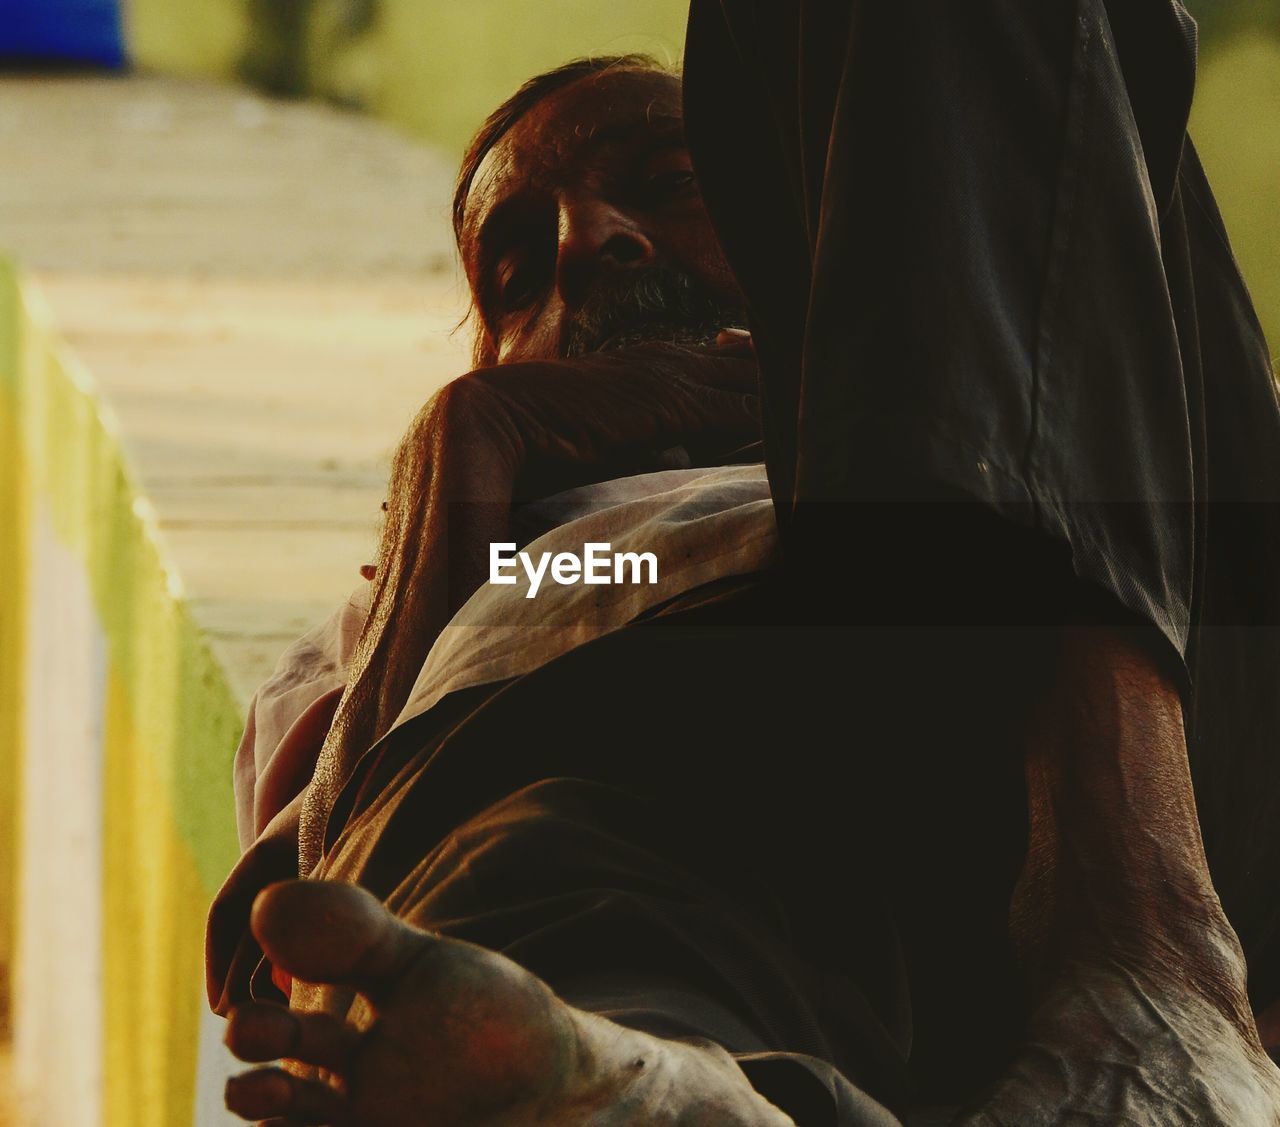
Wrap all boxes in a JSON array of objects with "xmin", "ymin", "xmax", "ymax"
[
  {"xmin": 298, "ymin": 53, "xmax": 668, "ymax": 874},
  {"xmin": 298, "ymin": 399, "xmax": 447, "ymax": 874}
]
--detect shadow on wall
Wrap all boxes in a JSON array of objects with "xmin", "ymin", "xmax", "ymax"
[
  {"xmin": 239, "ymin": 0, "xmax": 315, "ymax": 97},
  {"xmin": 240, "ymin": 0, "xmax": 378, "ymax": 106},
  {"xmin": 1193, "ymin": 0, "xmax": 1280, "ymax": 47}
]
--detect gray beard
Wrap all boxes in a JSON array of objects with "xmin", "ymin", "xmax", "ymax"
[
  {"xmin": 576, "ymin": 321, "xmax": 722, "ymax": 354},
  {"xmin": 564, "ymin": 267, "xmax": 746, "ymax": 357}
]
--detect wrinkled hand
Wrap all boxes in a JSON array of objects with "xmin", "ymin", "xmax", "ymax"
[
  {"xmin": 429, "ymin": 340, "xmax": 760, "ymax": 501},
  {"xmin": 402, "ymin": 340, "xmax": 759, "ymax": 610}
]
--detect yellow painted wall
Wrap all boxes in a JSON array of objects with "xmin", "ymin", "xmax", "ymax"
[
  {"xmin": 0, "ymin": 260, "xmax": 243, "ymax": 1125},
  {"xmin": 0, "ymin": 246, "xmax": 28, "ymax": 1019},
  {"xmin": 360, "ymin": 0, "xmax": 687, "ymax": 152},
  {"xmin": 1191, "ymin": 33, "xmax": 1280, "ymax": 354},
  {"xmin": 102, "ymin": 669, "xmax": 209, "ymax": 1127},
  {"xmin": 127, "ymin": 0, "xmax": 687, "ymax": 152},
  {"xmin": 125, "ymin": 0, "xmax": 247, "ymax": 80}
]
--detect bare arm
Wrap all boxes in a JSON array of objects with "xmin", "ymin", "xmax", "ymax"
[{"xmin": 298, "ymin": 341, "xmax": 761, "ymax": 877}]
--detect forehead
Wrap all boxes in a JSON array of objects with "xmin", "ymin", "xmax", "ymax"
[{"xmin": 462, "ymin": 68, "xmax": 684, "ymax": 251}]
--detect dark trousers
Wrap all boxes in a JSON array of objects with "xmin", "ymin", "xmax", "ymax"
[{"xmin": 683, "ymin": 0, "xmax": 1280, "ymax": 1039}]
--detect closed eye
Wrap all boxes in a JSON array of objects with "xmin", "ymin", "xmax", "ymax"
[
  {"xmin": 635, "ymin": 143, "xmax": 699, "ymax": 207},
  {"xmin": 497, "ymin": 255, "xmax": 542, "ymax": 311},
  {"xmin": 472, "ymin": 190, "xmax": 557, "ymax": 323}
]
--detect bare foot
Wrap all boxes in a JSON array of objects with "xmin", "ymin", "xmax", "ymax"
[
  {"xmin": 223, "ymin": 880, "xmax": 795, "ymax": 1125},
  {"xmin": 955, "ymin": 956, "xmax": 1280, "ymax": 1127},
  {"xmin": 974, "ymin": 626, "xmax": 1280, "ymax": 1126}
]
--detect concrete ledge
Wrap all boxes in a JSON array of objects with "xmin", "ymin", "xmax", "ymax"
[
  {"xmin": 1, "ymin": 257, "xmax": 241, "ymax": 1125},
  {"xmin": 0, "ymin": 73, "xmax": 470, "ymax": 1126}
]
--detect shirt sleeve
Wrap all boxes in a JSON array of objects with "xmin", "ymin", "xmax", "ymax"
[{"xmin": 232, "ymin": 583, "xmax": 370, "ymax": 851}]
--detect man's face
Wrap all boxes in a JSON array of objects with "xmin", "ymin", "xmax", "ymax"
[{"xmin": 459, "ymin": 68, "xmax": 745, "ymax": 364}]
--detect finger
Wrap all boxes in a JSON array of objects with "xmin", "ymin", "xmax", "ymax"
[
  {"xmin": 251, "ymin": 880, "xmax": 429, "ymax": 1001},
  {"xmin": 225, "ymin": 1002, "xmax": 360, "ymax": 1072},
  {"xmin": 684, "ymin": 382, "xmax": 761, "ymax": 437},
  {"xmin": 224, "ymin": 1067, "xmax": 346, "ymax": 1124},
  {"xmin": 595, "ymin": 340, "xmax": 757, "ymax": 394},
  {"xmin": 715, "ymin": 327, "xmax": 753, "ymax": 350},
  {"xmin": 684, "ymin": 354, "xmax": 759, "ymax": 395}
]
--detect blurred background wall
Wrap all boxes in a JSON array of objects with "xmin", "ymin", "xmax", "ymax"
[
  {"xmin": 1191, "ymin": 15, "xmax": 1280, "ymax": 352},
  {"xmin": 132, "ymin": 0, "xmax": 690, "ymax": 148},
  {"xmin": 110, "ymin": 0, "xmax": 1280, "ymax": 350},
  {"xmin": 2, "ymin": 0, "xmax": 1275, "ymax": 344}
]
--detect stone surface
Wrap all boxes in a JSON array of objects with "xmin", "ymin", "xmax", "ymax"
[{"xmin": 0, "ymin": 72, "xmax": 473, "ymax": 699}]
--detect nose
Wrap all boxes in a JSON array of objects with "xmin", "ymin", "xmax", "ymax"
[{"xmin": 555, "ymin": 195, "xmax": 656, "ymax": 312}]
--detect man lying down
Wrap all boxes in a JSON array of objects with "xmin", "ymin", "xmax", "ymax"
[{"xmin": 207, "ymin": 3, "xmax": 1280, "ymax": 1123}]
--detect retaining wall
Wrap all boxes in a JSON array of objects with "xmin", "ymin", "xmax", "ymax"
[{"xmin": 0, "ymin": 259, "xmax": 243, "ymax": 1127}]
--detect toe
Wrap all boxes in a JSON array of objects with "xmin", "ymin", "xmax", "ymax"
[
  {"xmin": 250, "ymin": 880, "xmax": 428, "ymax": 1000},
  {"xmin": 225, "ymin": 1003, "xmax": 297, "ymax": 1062},
  {"xmin": 224, "ymin": 1066, "xmax": 345, "ymax": 1124},
  {"xmin": 226, "ymin": 1002, "xmax": 359, "ymax": 1071}
]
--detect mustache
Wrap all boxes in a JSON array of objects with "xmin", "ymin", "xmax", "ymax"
[{"xmin": 564, "ymin": 266, "xmax": 747, "ymax": 357}]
